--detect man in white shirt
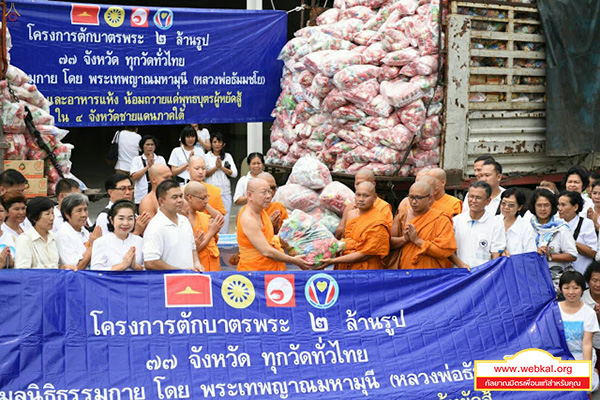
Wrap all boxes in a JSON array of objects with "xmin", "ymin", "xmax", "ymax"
[
  {"xmin": 451, "ymin": 181, "xmax": 506, "ymax": 270},
  {"xmin": 143, "ymin": 179, "xmax": 203, "ymax": 271},
  {"xmin": 114, "ymin": 127, "xmax": 141, "ymax": 176},
  {"xmin": 463, "ymin": 160, "xmax": 505, "ymax": 216}
]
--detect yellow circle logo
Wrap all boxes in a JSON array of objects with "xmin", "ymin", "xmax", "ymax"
[
  {"xmin": 221, "ymin": 275, "xmax": 255, "ymax": 309},
  {"xmin": 104, "ymin": 7, "xmax": 124, "ymax": 27}
]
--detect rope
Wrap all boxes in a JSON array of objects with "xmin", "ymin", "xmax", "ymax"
[{"xmin": 287, "ymin": 4, "xmax": 307, "ymax": 13}]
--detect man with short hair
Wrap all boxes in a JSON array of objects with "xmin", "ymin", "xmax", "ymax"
[
  {"xmin": 427, "ymin": 168, "xmax": 463, "ymax": 218},
  {"xmin": 143, "ymin": 179, "xmax": 203, "ymax": 271},
  {"xmin": 320, "ymin": 182, "xmax": 391, "ymax": 270},
  {"xmin": 184, "ymin": 181, "xmax": 223, "ymax": 271},
  {"xmin": 139, "ymin": 164, "xmax": 172, "ymax": 220},
  {"xmin": 0, "ymin": 169, "xmax": 28, "ymax": 196},
  {"xmin": 462, "ymin": 159, "xmax": 505, "ymax": 216},
  {"xmin": 257, "ymin": 172, "xmax": 288, "ymax": 234},
  {"xmin": 335, "ymin": 168, "xmax": 393, "ymax": 239},
  {"xmin": 187, "ymin": 155, "xmax": 227, "ymax": 224},
  {"xmin": 97, "ymin": 174, "xmax": 150, "ymax": 235},
  {"xmin": 237, "ymin": 178, "xmax": 309, "ymax": 271},
  {"xmin": 473, "ymin": 155, "xmax": 495, "ymax": 176},
  {"xmin": 397, "ymin": 182, "xmax": 457, "ymax": 269},
  {"xmin": 451, "ymin": 181, "xmax": 505, "ymax": 270}
]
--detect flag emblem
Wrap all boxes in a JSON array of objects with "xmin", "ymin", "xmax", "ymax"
[
  {"xmin": 104, "ymin": 6, "xmax": 124, "ymax": 28},
  {"xmin": 70, "ymin": 4, "xmax": 100, "ymax": 25},
  {"xmin": 153, "ymin": 8, "xmax": 173, "ymax": 30},
  {"xmin": 221, "ymin": 275, "xmax": 255, "ymax": 309},
  {"xmin": 305, "ymin": 273, "xmax": 339, "ymax": 309},
  {"xmin": 164, "ymin": 274, "xmax": 213, "ymax": 308},
  {"xmin": 265, "ymin": 275, "xmax": 295, "ymax": 307},
  {"xmin": 130, "ymin": 8, "xmax": 149, "ymax": 28}
]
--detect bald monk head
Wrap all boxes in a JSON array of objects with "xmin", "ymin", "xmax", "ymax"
[
  {"xmin": 355, "ymin": 181, "xmax": 377, "ymax": 212},
  {"xmin": 184, "ymin": 181, "xmax": 209, "ymax": 213},
  {"xmin": 415, "ymin": 168, "xmax": 431, "ymax": 179},
  {"xmin": 427, "ymin": 168, "xmax": 447, "ymax": 199},
  {"xmin": 257, "ymin": 172, "xmax": 277, "ymax": 196},
  {"xmin": 149, "ymin": 164, "xmax": 172, "ymax": 189},
  {"xmin": 355, "ymin": 168, "xmax": 375, "ymax": 189},
  {"xmin": 415, "ymin": 175, "xmax": 437, "ymax": 206},
  {"xmin": 408, "ymin": 182, "xmax": 433, "ymax": 216},
  {"xmin": 247, "ymin": 178, "xmax": 272, "ymax": 210},
  {"xmin": 188, "ymin": 155, "xmax": 207, "ymax": 183}
]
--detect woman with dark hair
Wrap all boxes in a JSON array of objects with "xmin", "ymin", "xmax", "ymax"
[
  {"xmin": 530, "ymin": 188, "xmax": 577, "ymax": 291},
  {"xmin": 1, "ymin": 192, "xmax": 27, "ymax": 241},
  {"xmin": 130, "ymin": 135, "xmax": 167, "ymax": 206},
  {"xmin": 588, "ymin": 181, "xmax": 600, "ymax": 233},
  {"xmin": 495, "ymin": 187, "xmax": 536, "ymax": 256},
  {"xmin": 564, "ymin": 166, "xmax": 594, "ymax": 215},
  {"xmin": 233, "ymin": 152, "xmax": 264, "ymax": 206},
  {"xmin": 558, "ymin": 191, "xmax": 597, "ymax": 275},
  {"xmin": 204, "ymin": 132, "xmax": 238, "ymax": 233},
  {"xmin": 91, "ymin": 200, "xmax": 143, "ymax": 271},
  {"xmin": 15, "ymin": 197, "xmax": 75, "ymax": 270},
  {"xmin": 168, "ymin": 125, "xmax": 198, "ymax": 184},
  {"xmin": 0, "ymin": 197, "xmax": 15, "ymax": 268}
]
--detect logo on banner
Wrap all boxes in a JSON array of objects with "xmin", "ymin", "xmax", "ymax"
[
  {"xmin": 222, "ymin": 275, "xmax": 255, "ymax": 309},
  {"xmin": 104, "ymin": 6, "xmax": 124, "ymax": 27},
  {"xmin": 265, "ymin": 275, "xmax": 295, "ymax": 307},
  {"xmin": 153, "ymin": 8, "xmax": 173, "ymax": 30},
  {"xmin": 164, "ymin": 274, "xmax": 213, "ymax": 307},
  {"xmin": 71, "ymin": 4, "xmax": 100, "ymax": 25},
  {"xmin": 305, "ymin": 274, "xmax": 339, "ymax": 309},
  {"xmin": 130, "ymin": 8, "xmax": 149, "ymax": 28}
]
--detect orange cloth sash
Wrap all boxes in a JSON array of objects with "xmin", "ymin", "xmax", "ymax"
[{"xmin": 237, "ymin": 206, "xmax": 286, "ymax": 271}]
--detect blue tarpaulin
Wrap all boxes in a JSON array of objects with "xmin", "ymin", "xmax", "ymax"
[
  {"xmin": 6, "ymin": 0, "xmax": 287, "ymax": 127},
  {"xmin": 0, "ymin": 253, "xmax": 587, "ymax": 399}
]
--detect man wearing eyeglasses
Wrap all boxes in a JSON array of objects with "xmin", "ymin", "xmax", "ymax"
[
  {"xmin": 187, "ymin": 155, "xmax": 227, "ymax": 225},
  {"xmin": 397, "ymin": 181, "xmax": 457, "ymax": 269},
  {"xmin": 257, "ymin": 172, "xmax": 288, "ymax": 234}
]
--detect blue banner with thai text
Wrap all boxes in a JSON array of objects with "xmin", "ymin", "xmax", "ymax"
[
  {"xmin": 0, "ymin": 254, "xmax": 587, "ymax": 399},
  {"xmin": 6, "ymin": 0, "xmax": 287, "ymax": 127}
]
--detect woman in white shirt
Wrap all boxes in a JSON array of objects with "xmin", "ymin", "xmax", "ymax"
[
  {"xmin": 496, "ymin": 187, "xmax": 537, "ymax": 256},
  {"xmin": 91, "ymin": 200, "xmax": 143, "ymax": 271},
  {"xmin": 130, "ymin": 135, "xmax": 167, "ymax": 206},
  {"xmin": 191, "ymin": 123, "xmax": 211, "ymax": 153},
  {"xmin": 0, "ymin": 197, "xmax": 15, "ymax": 268},
  {"xmin": 233, "ymin": 152, "xmax": 264, "ymax": 206},
  {"xmin": 558, "ymin": 191, "xmax": 597, "ymax": 275},
  {"xmin": 564, "ymin": 166, "xmax": 594, "ymax": 216},
  {"xmin": 56, "ymin": 193, "xmax": 102, "ymax": 270},
  {"xmin": 2, "ymin": 192, "xmax": 27, "ymax": 241},
  {"xmin": 204, "ymin": 132, "xmax": 238, "ymax": 234},
  {"xmin": 168, "ymin": 126, "xmax": 198, "ymax": 185}
]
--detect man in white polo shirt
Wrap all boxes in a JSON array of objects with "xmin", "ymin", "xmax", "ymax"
[
  {"xmin": 143, "ymin": 179, "xmax": 204, "ymax": 271},
  {"xmin": 451, "ymin": 181, "xmax": 506, "ymax": 270},
  {"xmin": 462, "ymin": 159, "xmax": 506, "ymax": 216}
]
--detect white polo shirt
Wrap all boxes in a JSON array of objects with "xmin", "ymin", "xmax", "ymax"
[
  {"xmin": 453, "ymin": 211, "xmax": 506, "ymax": 268},
  {"xmin": 15, "ymin": 229, "xmax": 59, "ymax": 269},
  {"xmin": 462, "ymin": 186, "xmax": 506, "ymax": 216},
  {"xmin": 91, "ymin": 232, "xmax": 144, "ymax": 271},
  {"xmin": 130, "ymin": 154, "xmax": 167, "ymax": 204},
  {"xmin": 56, "ymin": 222, "xmax": 90, "ymax": 266},
  {"xmin": 143, "ymin": 209, "xmax": 196, "ymax": 269},
  {"xmin": 566, "ymin": 215, "xmax": 598, "ymax": 275},
  {"xmin": 495, "ymin": 214, "xmax": 537, "ymax": 256}
]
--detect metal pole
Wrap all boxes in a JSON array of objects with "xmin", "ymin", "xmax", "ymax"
[{"xmin": 246, "ymin": 0, "xmax": 264, "ymax": 155}]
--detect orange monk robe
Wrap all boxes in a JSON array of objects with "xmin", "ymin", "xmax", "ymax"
[
  {"xmin": 202, "ymin": 182, "xmax": 227, "ymax": 216},
  {"xmin": 400, "ymin": 208, "xmax": 457, "ymax": 269},
  {"xmin": 375, "ymin": 197, "xmax": 394, "ymax": 228},
  {"xmin": 335, "ymin": 207, "xmax": 391, "ymax": 270},
  {"xmin": 432, "ymin": 193, "xmax": 463, "ymax": 218},
  {"xmin": 265, "ymin": 201, "xmax": 289, "ymax": 231},
  {"xmin": 192, "ymin": 211, "xmax": 220, "ymax": 272},
  {"xmin": 237, "ymin": 206, "xmax": 286, "ymax": 271}
]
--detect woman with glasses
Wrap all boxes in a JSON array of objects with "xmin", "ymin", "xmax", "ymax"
[
  {"xmin": 530, "ymin": 188, "xmax": 577, "ymax": 292},
  {"xmin": 233, "ymin": 152, "xmax": 264, "ymax": 206},
  {"xmin": 495, "ymin": 187, "xmax": 536, "ymax": 256},
  {"xmin": 558, "ymin": 191, "xmax": 597, "ymax": 275}
]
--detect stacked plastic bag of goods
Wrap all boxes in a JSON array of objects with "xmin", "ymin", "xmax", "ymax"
[
  {"xmin": 267, "ymin": 0, "xmax": 445, "ymax": 177},
  {"xmin": 1, "ymin": 26, "xmax": 74, "ymax": 195}
]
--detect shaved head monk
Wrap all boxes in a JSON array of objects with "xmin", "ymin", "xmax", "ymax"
[
  {"xmin": 320, "ymin": 182, "xmax": 390, "ymax": 270},
  {"xmin": 397, "ymin": 181, "xmax": 457, "ymax": 269},
  {"xmin": 187, "ymin": 155, "xmax": 227, "ymax": 226},
  {"xmin": 257, "ymin": 172, "xmax": 288, "ymax": 234},
  {"xmin": 184, "ymin": 182, "xmax": 223, "ymax": 271},
  {"xmin": 427, "ymin": 168, "xmax": 463, "ymax": 217},
  {"xmin": 335, "ymin": 168, "xmax": 393, "ymax": 239},
  {"xmin": 237, "ymin": 178, "xmax": 310, "ymax": 271}
]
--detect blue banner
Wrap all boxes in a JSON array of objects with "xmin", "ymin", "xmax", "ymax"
[
  {"xmin": 6, "ymin": 0, "xmax": 287, "ymax": 127},
  {"xmin": 0, "ymin": 254, "xmax": 587, "ymax": 399}
]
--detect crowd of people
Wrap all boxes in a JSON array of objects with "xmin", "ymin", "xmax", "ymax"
[{"xmin": 3, "ymin": 125, "xmax": 600, "ymax": 391}]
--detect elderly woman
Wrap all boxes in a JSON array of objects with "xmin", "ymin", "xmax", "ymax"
[
  {"xmin": 15, "ymin": 197, "xmax": 74, "ymax": 270},
  {"xmin": 56, "ymin": 193, "xmax": 102, "ymax": 270},
  {"xmin": 233, "ymin": 152, "xmax": 264, "ymax": 206},
  {"xmin": 558, "ymin": 191, "xmax": 597, "ymax": 275},
  {"xmin": 130, "ymin": 135, "xmax": 167, "ymax": 207},
  {"xmin": 530, "ymin": 188, "xmax": 577, "ymax": 292},
  {"xmin": 2, "ymin": 192, "xmax": 27, "ymax": 241},
  {"xmin": 91, "ymin": 200, "xmax": 143, "ymax": 271}
]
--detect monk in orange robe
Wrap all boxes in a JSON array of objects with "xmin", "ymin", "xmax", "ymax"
[
  {"xmin": 184, "ymin": 182, "xmax": 223, "ymax": 271},
  {"xmin": 187, "ymin": 155, "xmax": 227, "ymax": 220},
  {"xmin": 428, "ymin": 168, "xmax": 462, "ymax": 217},
  {"xmin": 395, "ymin": 182, "xmax": 457, "ymax": 269},
  {"xmin": 258, "ymin": 172, "xmax": 289, "ymax": 234},
  {"xmin": 320, "ymin": 182, "xmax": 390, "ymax": 270},
  {"xmin": 237, "ymin": 178, "xmax": 309, "ymax": 271},
  {"xmin": 335, "ymin": 168, "xmax": 393, "ymax": 239}
]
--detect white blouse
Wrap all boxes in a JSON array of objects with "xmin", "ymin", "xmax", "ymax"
[
  {"xmin": 204, "ymin": 152, "xmax": 238, "ymax": 196},
  {"xmin": 495, "ymin": 214, "xmax": 537, "ymax": 256},
  {"xmin": 91, "ymin": 232, "xmax": 144, "ymax": 271}
]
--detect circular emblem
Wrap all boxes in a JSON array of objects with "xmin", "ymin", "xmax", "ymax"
[
  {"xmin": 479, "ymin": 239, "xmax": 489, "ymax": 248},
  {"xmin": 222, "ymin": 275, "xmax": 255, "ymax": 309},
  {"xmin": 104, "ymin": 6, "xmax": 124, "ymax": 28},
  {"xmin": 153, "ymin": 8, "xmax": 173, "ymax": 30},
  {"xmin": 267, "ymin": 277, "xmax": 294, "ymax": 305},
  {"xmin": 305, "ymin": 273, "xmax": 339, "ymax": 309},
  {"xmin": 131, "ymin": 8, "xmax": 149, "ymax": 27}
]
